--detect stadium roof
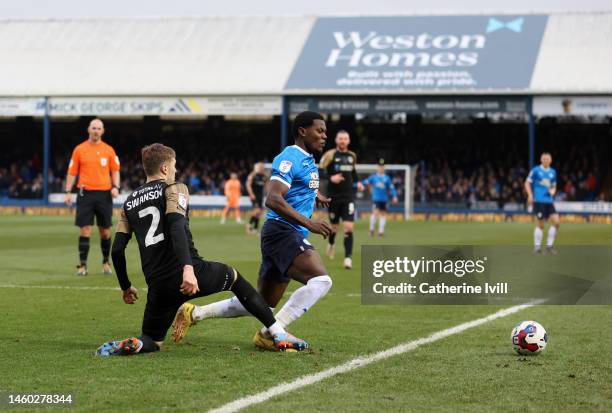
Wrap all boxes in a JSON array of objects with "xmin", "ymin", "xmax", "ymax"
[{"xmin": 0, "ymin": 12, "xmax": 611, "ymax": 96}]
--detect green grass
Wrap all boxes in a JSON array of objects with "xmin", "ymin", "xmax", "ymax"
[{"xmin": 0, "ymin": 216, "xmax": 610, "ymax": 412}]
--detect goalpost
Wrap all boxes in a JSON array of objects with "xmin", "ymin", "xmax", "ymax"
[{"xmin": 264, "ymin": 162, "xmax": 418, "ymax": 220}]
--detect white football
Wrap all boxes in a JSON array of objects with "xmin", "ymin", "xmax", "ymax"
[{"xmin": 511, "ymin": 320, "xmax": 548, "ymax": 355}]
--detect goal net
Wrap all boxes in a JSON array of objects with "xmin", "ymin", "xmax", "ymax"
[{"xmin": 265, "ymin": 162, "xmax": 418, "ymax": 220}]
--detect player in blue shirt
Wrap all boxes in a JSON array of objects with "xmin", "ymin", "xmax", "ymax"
[
  {"xmin": 179, "ymin": 112, "xmax": 333, "ymax": 351},
  {"xmin": 360, "ymin": 159, "xmax": 398, "ymax": 236},
  {"xmin": 525, "ymin": 152, "xmax": 560, "ymax": 254}
]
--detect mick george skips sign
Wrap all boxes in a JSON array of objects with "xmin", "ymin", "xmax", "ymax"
[{"xmin": 286, "ymin": 15, "xmax": 548, "ymax": 91}]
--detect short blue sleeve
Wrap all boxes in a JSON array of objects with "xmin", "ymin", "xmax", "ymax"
[
  {"xmin": 527, "ymin": 167, "xmax": 537, "ymax": 183},
  {"xmin": 270, "ymin": 150, "xmax": 296, "ymax": 188}
]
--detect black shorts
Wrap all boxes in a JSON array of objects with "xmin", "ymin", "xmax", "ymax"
[
  {"xmin": 259, "ymin": 220, "xmax": 314, "ymax": 283},
  {"xmin": 533, "ymin": 202, "xmax": 556, "ymax": 220},
  {"xmin": 373, "ymin": 201, "xmax": 387, "ymax": 211},
  {"xmin": 328, "ymin": 198, "xmax": 355, "ymax": 224},
  {"xmin": 75, "ymin": 190, "xmax": 113, "ymax": 228},
  {"xmin": 142, "ymin": 260, "xmax": 235, "ymax": 342},
  {"xmin": 252, "ymin": 197, "xmax": 263, "ymax": 209}
]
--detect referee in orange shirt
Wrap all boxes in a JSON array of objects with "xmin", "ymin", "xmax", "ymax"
[{"xmin": 64, "ymin": 119, "xmax": 121, "ymax": 276}]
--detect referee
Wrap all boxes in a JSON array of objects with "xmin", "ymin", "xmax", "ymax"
[{"xmin": 64, "ymin": 118, "xmax": 121, "ymax": 276}]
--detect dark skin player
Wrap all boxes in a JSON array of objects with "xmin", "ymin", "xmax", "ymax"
[{"xmin": 258, "ymin": 118, "xmax": 332, "ymax": 306}]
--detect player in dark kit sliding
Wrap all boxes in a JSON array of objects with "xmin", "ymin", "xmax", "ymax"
[
  {"xmin": 96, "ymin": 143, "xmax": 307, "ymax": 356},
  {"xmin": 319, "ymin": 130, "xmax": 363, "ymax": 269},
  {"xmin": 173, "ymin": 111, "xmax": 333, "ymax": 351}
]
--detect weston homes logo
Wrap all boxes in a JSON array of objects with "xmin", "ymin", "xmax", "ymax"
[{"xmin": 286, "ymin": 15, "xmax": 548, "ymax": 90}]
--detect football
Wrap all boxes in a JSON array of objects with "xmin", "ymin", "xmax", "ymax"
[{"xmin": 511, "ymin": 321, "xmax": 548, "ymax": 355}]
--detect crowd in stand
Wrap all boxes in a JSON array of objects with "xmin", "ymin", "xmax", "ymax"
[
  {"xmin": 0, "ymin": 122, "xmax": 608, "ymax": 205},
  {"xmin": 413, "ymin": 144, "xmax": 604, "ymax": 207},
  {"xmin": 2, "ymin": 147, "xmax": 605, "ymax": 205}
]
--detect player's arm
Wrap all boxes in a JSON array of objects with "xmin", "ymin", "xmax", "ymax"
[
  {"xmin": 387, "ymin": 176, "xmax": 398, "ymax": 203},
  {"xmin": 266, "ymin": 180, "xmax": 331, "ymax": 237},
  {"xmin": 245, "ymin": 171, "xmax": 255, "ymax": 200},
  {"xmin": 524, "ymin": 169, "xmax": 534, "ymax": 205},
  {"xmin": 320, "ymin": 149, "xmax": 343, "ymax": 184},
  {"xmin": 349, "ymin": 151, "xmax": 363, "ymax": 191},
  {"xmin": 549, "ymin": 172, "xmax": 557, "ymax": 197},
  {"xmin": 110, "ymin": 149, "xmax": 121, "ymax": 198},
  {"xmin": 111, "ymin": 209, "xmax": 138, "ymax": 304},
  {"xmin": 165, "ymin": 184, "xmax": 199, "ymax": 296},
  {"xmin": 64, "ymin": 147, "xmax": 80, "ymax": 206}
]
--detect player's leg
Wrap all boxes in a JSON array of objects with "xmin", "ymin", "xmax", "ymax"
[
  {"xmin": 378, "ymin": 203, "xmax": 388, "ymax": 236},
  {"xmin": 105, "ymin": 286, "xmax": 179, "ymax": 356},
  {"xmin": 369, "ymin": 205, "xmax": 378, "ymax": 236},
  {"xmin": 532, "ymin": 202, "xmax": 546, "ymax": 253},
  {"xmin": 252, "ymin": 204, "xmax": 262, "ymax": 230},
  {"xmin": 326, "ymin": 201, "xmax": 341, "ymax": 259},
  {"xmin": 342, "ymin": 201, "xmax": 355, "ymax": 269},
  {"xmin": 95, "ymin": 192, "xmax": 114, "ymax": 274},
  {"xmin": 75, "ymin": 193, "xmax": 94, "ymax": 275},
  {"xmin": 534, "ymin": 220, "xmax": 545, "ymax": 253},
  {"xmin": 221, "ymin": 202, "xmax": 229, "ymax": 224},
  {"xmin": 176, "ymin": 263, "xmax": 307, "ymax": 350},
  {"xmin": 189, "ymin": 258, "xmax": 288, "ymax": 321},
  {"xmin": 546, "ymin": 210, "xmax": 560, "ymax": 255},
  {"xmin": 234, "ymin": 206, "xmax": 242, "ymax": 224},
  {"xmin": 274, "ymin": 249, "xmax": 332, "ymax": 329}
]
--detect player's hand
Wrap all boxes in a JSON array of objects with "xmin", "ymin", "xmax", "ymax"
[
  {"xmin": 316, "ymin": 193, "xmax": 331, "ymax": 208},
  {"xmin": 180, "ymin": 265, "xmax": 199, "ymax": 296},
  {"xmin": 249, "ymin": 194, "xmax": 256, "ymax": 201},
  {"xmin": 527, "ymin": 194, "xmax": 534, "ymax": 205},
  {"xmin": 122, "ymin": 286, "xmax": 139, "ymax": 304},
  {"xmin": 308, "ymin": 219, "xmax": 333, "ymax": 238},
  {"xmin": 357, "ymin": 182, "xmax": 364, "ymax": 192},
  {"xmin": 64, "ymin": 192, "xmax": 73, "ymax": 207},
  {"xmin": 392, "ymin": 197, "xmax": 398, "ymax": 204},
  {"xmin": 111, "ymin": 187, "xmax": 119, "ymax": 198},
  {"xmin": 330, "ymin": 173, "xmax": 345, "ymax": 184}
]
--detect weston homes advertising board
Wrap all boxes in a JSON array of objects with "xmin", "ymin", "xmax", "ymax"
[{"xmin": 286, "ymin": 15, "xmax": 548, "ymax": 91}]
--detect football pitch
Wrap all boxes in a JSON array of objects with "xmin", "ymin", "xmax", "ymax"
[{"xmin": 1, "ymin": 215, "xmax": 611, "ymax": 412}]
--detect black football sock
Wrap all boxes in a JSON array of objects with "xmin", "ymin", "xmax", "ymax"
[
  {"xmin": 344, "ymin": 232, "xmax": 353, "ymax": 258},
  {"xmin": 138, "ymin": 334, "xmax": 160, "ymax": 353},
  {"xmin": 249, "ymin": 216, "xmax": 257, "ymax": 230},
  {"xmin": 253, "ymin": 217, "xmax": 260, "ymax": 230},
  {"xmin": 231, "ymin": 272, "xmax": 276, "ymax": 328},
  {"xmin": 101, "ymin": 238, "xmax": 111, "ymax": 263},
  {"xmin": 78, "ymin": 236, "xmax": 90, "ymax": 266},
  {"xmin": 329, "ymin": 232, "xmax": 336, "ymax": 246}
]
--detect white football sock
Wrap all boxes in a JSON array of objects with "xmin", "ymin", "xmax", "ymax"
[
  {"xmin": 192, "ymin": 297, "xmax": 249, "ymax": 321},
  {"xmin": 369, "ymin": 214, "xmax": 376, "ymax": 232},
  {"xmin": 379, "ymin": 216, "xmax": 386, "ymax": 234},
  {"xmin": 534, "ymin": 227, "xmax": 543, "ymax": 248},
  {"xmin": 547, "ymin": 226, "xmax": 557, "ymax": 247},
  {"xmin": 264, "ymin": 321, "xmax": 286, "ymax": 338},
  {"xmin": 274, "ymin": 275, "xmax": 332, "ymax": 328}
]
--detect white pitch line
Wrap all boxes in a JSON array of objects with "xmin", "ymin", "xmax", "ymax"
[{"xmin": 207, "ymin": 300, "xmax": 544, "ymax": 413}]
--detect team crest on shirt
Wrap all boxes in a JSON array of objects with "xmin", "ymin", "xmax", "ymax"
[
  {"xmin": 178, "ymin": 193, "xmax": 187, "ymax": 210},
  {"xmin": 279, "ymin": 160, "xmax": 292, "ymax": 174},
  {"xmin": 347, "ymin": 156, "xmax": 353, "ymax": 163},
  {"xmin": 100, "ymin": 158, "xmax": 108, "ymax": 167}
]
